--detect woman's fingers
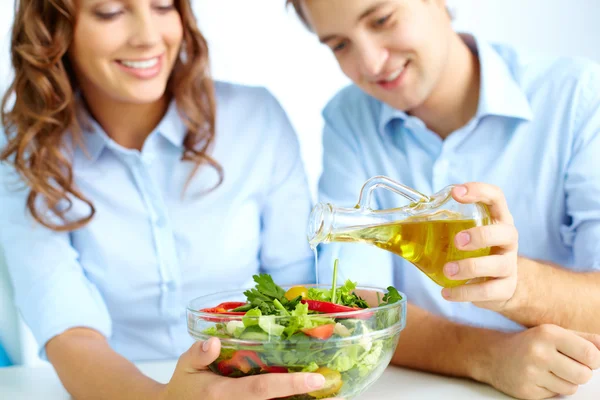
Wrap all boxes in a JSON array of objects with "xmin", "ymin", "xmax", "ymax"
[
  {"xmin": 182, "ymin": 337, "xmax": 221, "ymax": 372},
  {"xmin": 229, "ymin": 372, "xmax": 326, "ymax": 400}
]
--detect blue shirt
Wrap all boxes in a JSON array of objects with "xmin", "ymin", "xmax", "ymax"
[
  {"xmin": 0, "ymin": 342, "xmax": 10, "ymax": 367},
  {"xmin": 0, "ymin": 81, "xmax": 315, "ymax": 360},
  {"xmin": 317, "ymin": 35, "xmax": 600, "ymax": 331}
]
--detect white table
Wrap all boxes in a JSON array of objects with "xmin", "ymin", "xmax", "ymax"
[{"xmin": 0, "ymin": 362, "xmax": 598, "ymax": 399}]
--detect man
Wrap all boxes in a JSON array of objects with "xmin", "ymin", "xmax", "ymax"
[{"xmin": 288, "ymin": 1, "xmax": 600, "ymax": 398}]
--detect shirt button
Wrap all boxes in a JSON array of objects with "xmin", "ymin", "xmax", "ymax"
[{"xmin": 161, "ymin": 281, "xmax": 176, "ymax": 292}]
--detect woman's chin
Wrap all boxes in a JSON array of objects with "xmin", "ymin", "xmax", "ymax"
[{"xmin": 119, "ymin": 88, "xmax": 169, "ymax": 105}]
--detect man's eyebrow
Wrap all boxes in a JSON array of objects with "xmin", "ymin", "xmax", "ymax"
[
  {"xmin": 358, "ymin": 2, "xmax": 387, "ymax": 22},
  {"xmin": 318, "ymin": 2, "xmax": 387, "ymax": 44}
]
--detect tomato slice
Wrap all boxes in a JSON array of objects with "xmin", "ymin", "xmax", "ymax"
[
  {"xmin": 216, "ymin": 350, "xmax": 288, "ymax": 376},
  {"xmin": 301, "ymin": 323, "xmax": 335, "ymax": 340},
  {"xmin": 217, "ymin": 358, "xmax": 251, "ymax": 375},
  {"xmin": 217, "ymin": 350, "xmax": 263, "ymax": 376},
  {"xmin": 308, "ymin": 367, "xmax": 343, "ymax": 398}
]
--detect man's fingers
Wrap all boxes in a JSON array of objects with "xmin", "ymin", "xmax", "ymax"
[
  {"xmin": 452, "ymin": 183, "xmax": 514, "ymax": 224},
  {"xmin": 182, "ymin": 337, "xmax": 222, "ymax": 372},
  {"xmin": 549, "ymin": 352, "xmax": 594, "ymax": 386},
  {"xmin": 444, "ymin": 254, "xmax": 513, "ymax": 280},
  {"xmin": 454, "ymin": 224, "xmax": 518, "ymax": 252},
  {"xmin": 557, "ymin": 332, "xmax": 600, "ymax": 370},
  {"xmin": 540, "ymin": 373, "xmax": 578, "ymax": 397},
  {"xmin": 574, "ymin": 331, "xmax": 600, "ymax": 352},
  {"xmin": 231, "ymin": 372, "xmax": 326, "ymax": 400},
  {"xmin": 442, "ymin": 276, "xmax": 515, "ymax": 303}
]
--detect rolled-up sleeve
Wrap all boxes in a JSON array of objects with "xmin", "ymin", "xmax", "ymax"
[
  {"xmin": 0, "ymin": 161, "xmax": 112, "ymax": 358},
  {"xmin": 561, "ymin": 64, "xmax": 600, "ymax": 270},
  {"xmin": 257, "ymin": 91, "xmax": 315, "ymax": 286}
]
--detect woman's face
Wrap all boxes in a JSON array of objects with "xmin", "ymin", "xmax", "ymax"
[
  {"xmin": 300, "ymin": 0, "xmax": 452, "ymax": 112},
  {"xmin": 69, "ymin": 0, "xmax": 183, "ymax": 105}
]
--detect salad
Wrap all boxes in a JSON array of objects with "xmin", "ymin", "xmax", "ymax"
[{"xmin": 189, "ymin": 261, "xmax": 406, "ymax": 399}]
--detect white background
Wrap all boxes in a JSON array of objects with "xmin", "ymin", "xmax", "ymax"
[
  {"xmin": 1, "ymin": 1, "xmax": 599, "ymax": 197},
  {"xmin": 0, "ymin": 0, "xmax": 599, "ymax": 366}
]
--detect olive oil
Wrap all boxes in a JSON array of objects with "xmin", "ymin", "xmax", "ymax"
[
  {"xmin": 312, "ymin": 246, "xmax": 319, "ymax": 285},
  {"xmin": 322, "ymin": 219, "xmax": 491, "ymax": 288}
]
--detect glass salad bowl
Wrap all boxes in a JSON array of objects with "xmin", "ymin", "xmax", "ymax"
[{"xmin": 187, "ymin": 278, "xmax": 407, "ymax": 400}]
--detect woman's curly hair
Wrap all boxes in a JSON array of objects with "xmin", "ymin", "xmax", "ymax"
[{"xmin": 1, "ymin": 0, "xmax": 222, "ymax": 232}]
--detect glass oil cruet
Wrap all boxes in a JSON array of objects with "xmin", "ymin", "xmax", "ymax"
[{"xmin": 307, "ymin": 176, "xmax": 492, "ymax": 288}]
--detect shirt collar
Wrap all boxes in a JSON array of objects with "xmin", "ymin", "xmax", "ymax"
[
  {"xmin": 468, "ymin": 34, "xmax": 533, "ymax": 121},
  {"xmin": 154, "ymin": 100, "xmax": 187, "ymax": 148},
  {"xmin": 78, "ymin": 99, "xmax": 186, "ymax": 164},
  {"xmin": 378, "ymin": 34, "xmax": 533, "ymax": 135}
]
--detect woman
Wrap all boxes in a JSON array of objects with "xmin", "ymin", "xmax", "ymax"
[
  {"xmin": 0, "ymin": 1, "xmax": 330, "ymax": 398},
  {"xmin": 288, "ymin": 0, "xmax": 600, "ymax": 399}
]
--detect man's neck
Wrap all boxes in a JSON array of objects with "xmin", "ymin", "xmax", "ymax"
[{"xmin": 409, "ymin": 34, "xmax": 481, "ymax": 139}]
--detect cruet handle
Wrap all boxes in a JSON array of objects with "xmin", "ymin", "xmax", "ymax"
[{"xmin": 356, "ymin": 176, "xmax": 430, "ymax": 209}]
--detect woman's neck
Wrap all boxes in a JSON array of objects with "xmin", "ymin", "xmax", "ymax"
[
  {"xmin": 82, "ymin": 91, "xmax": 170, "ymax": 151},
  {"xmin": 409, "ymin": 33, "xmax": 481, "ymax": 140}
]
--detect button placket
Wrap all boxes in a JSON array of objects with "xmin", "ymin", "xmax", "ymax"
[{"xmin": 129, "ymin": 159, "xmax": 181, "ymax": 316}]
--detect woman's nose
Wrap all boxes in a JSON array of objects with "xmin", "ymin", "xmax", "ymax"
[{"xmin": 128, "ymin": 9, "xmax": 161, "ymax": 48}]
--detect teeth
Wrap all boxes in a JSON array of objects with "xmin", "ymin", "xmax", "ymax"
[
  {"xmin": 120, "ymin": 57, "xmax": 159, "ymax": 69},
  {"xmin": 384, "ymin": 67, "xmax": 404, "ymax": 82}
]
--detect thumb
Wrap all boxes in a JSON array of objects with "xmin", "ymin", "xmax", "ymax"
[{"xmin": 181, "ymin": 337, "xmax": 222, "ymax": 373}]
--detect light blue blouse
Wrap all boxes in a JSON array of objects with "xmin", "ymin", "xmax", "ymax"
[{"xmin": 0, "ymin": 81, "xmax": 315, "ymax": 360}]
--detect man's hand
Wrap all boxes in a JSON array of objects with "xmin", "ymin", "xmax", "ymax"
[
  {"xmin": 441, "ymin": 182, "xmax": 519, "ymax": 311},
  {"xmin": 479, "ymin": 325, "xmax": 600, "ymax": 399}
]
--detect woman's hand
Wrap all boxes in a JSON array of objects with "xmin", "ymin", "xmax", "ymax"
[
  {"xmin": 441, "ymin": 183, "xmax": 519, "ymax": 311},
  {"xmin": 160, "ymin": 337, "xmax": 341, "ymax": 400}
]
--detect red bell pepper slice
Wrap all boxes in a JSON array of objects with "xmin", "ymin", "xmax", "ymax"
[
  {"xmin": 201, "ymin": 301, "xmax": 248, "ymax": 314},
  {"xmin": 199, "ymin": 309, "xmax": 245, "ymax": 323},
  {"xmin": 301, "ymin": 323, "xmax": 335, "ymax": 340},
  {"xmin": 301, "ymin": 300, "xmax": 372, "ymax": 320},
  {"xmin": 214, "ymin": 301, "xmax": 248, "ymax": 310},
  {"xmin": 201, "ymin": 308, "xmax": 246, "ymax": 315},
  {"xmin": 199, "ymin": 302, "xmax": 248, "ymax": 322},
  {"xmin": 199, "ymin": 303, "xmax": 246, "ymax": 323}
]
